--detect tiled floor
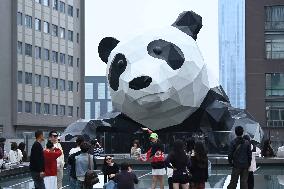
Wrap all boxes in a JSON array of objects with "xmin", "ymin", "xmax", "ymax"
[{"xmin": 1, "ymin": 166, "xmax": 284, "ymax": 189}]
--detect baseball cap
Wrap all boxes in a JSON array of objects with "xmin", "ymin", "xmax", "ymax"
[{"xmin": 149, "ymin": 133, "xmax": 158, "ymax": 139}]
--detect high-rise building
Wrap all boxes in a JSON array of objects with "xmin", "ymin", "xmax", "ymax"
[
  {"xmin": 219, "ymin": 0, "xmax": 246, "ymax": 109},
  {"xmin": 246, "ymin": 0, "xmax": 284, "ymax": 140},
  {"xmin": 0, "ymin": 0, "xmax": 85, "ymax": 137},
  {"xmin": 85, "ymin": 76, "xmax": 112, "ymax": 120}
]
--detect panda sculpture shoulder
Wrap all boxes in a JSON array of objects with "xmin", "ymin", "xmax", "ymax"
[{"xmin": 97, "ymin": 11, "xmax": 262, "ymax": 140}]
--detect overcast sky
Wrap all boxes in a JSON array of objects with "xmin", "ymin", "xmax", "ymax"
[{"xmin": 85, "ymin": 0, "xmax": 219, "ymax": 80}]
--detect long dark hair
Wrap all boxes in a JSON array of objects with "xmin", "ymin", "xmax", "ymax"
[
  {"xmin": 169, "ymin": 140, "xmax": 188, "ymax": 165},
  {"xmin": 194, "ymin": 142, "xmax": 208, "ymax": 168}
]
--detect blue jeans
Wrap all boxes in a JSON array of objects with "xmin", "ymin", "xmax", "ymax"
[
  {"xmin": 103, "ymin": 180, "xmax": 117, "ymax": 189},
  {"xmin": 69, "ymin": 177, "xmax": 77, "ymax": 189}
]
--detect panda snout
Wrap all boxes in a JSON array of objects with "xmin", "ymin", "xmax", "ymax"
[{"xmin": 129, "ymin": 76, "xmax": 152, "ymax": 90}]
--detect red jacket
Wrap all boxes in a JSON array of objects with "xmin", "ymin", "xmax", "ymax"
[{"xmin": 44, "ymin": 148, "xmax": 62, "ymax": 176}]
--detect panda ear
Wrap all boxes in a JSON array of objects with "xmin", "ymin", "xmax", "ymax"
[
  {"xmin": 172, "ymin": 11, "xmax": 202, "ymax": 40},
  {"xmin": 98, "ymin": 37, "xmax": 120, "ymax": 63}
]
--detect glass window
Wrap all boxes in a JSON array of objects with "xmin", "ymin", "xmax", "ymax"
[
  {"xmin": 76, "ymin": 8, "xmax": 79, "ymax": 18},
  {"xmin": 43, "ymin": 21, "xmax": 50, "ymax": 34},
  {"xmin": 52, "ymin": 24, "xmax": 58, "ymax": 37},
  {"xmin": 77, "ymin": 82, "xmax": 79, "ymax": 92},
  {"xmin": 52, "ymin": 104, "xmax": 58, "ymax": 115},
  {"xmin": 35, "ymin": 74, "xmax": 41, "ymax": 87},
  {"xmin": 68, "ymin": 30, "xmax": 73, "ymax": 42},
  {"xmin": 95, "ymin": 102, "xmax": 100, "ymax": 119},
  {"xmin": 68, "ymin": 5, "xmax": 73, "ymax": 17},
  {"xmin": 266, "ymin": 73, "xmax": 284, "ymax": 96},
  {"xmin": 60, "ymin": 53, "xmax": 65, "ymax": 64},
  {"xmin": 53, "ymin": 0, "xmax": 58, "ymax": 10},
  {"xmin": 85, "ymin": 102, "xmax": 91, "ymax": 119},
  {"xmin": 18, "ymin": 71, "xmax": 23, "ymax": 83},
  {"xmin": 25, "ymin": 15, "xmax": 32, "ymax": 28},
  {"xmin": 59, "ymin": 105, "xmax": 65, "ymax": 116},
  {"xmin": 18, "ymin": 100, "xmax": 22, "ymax": 113},
  {"xmin": 59, "ymin": 1, "xmax": 65, "ymax": 13},
  {"xmin": 60, "ymin": 27, "xmax": 65, "ymax": 39},
  {"xmin": 43, "ymin": 76, "xmax": 50, "ymax": 88},
  {"xmin": 107, "ymin": 101, "xmax": 113, "ymax": 112},
  {"xmin": 35, "ymin": 0, "xmax": 41, "ymax": 3},
  {"xmin": 43, "ymin": 0, "xmax": 49, "ymax": 6},
  {"xmin": 68, "ymin": 106, "xmax": 73, "ymax": 116},
  {"xmin": 265, "ymin": 6, "xmax": 284, "ymax": 30},
  {"xmin": 17, "ymin": 41, "xmax": 23, "ymax": 55},
  {"xmin": 35, "ymin": 46, "xmax": 41, "ymax": 59},
  {"xmin": 265, "ymin": 34, "xmax": 284, "ymax": 59},
  {"xmin": 85, "ymin": 83, "xmax": 93, "ymax": 99},
  {"xmin": 44, "ymin": 49, "xmax": 50, "ymax": 61},
  {"xmin": 77, "ymin": 58, "xmax": 80, "ymax": 67},
  {"xmin": 52, "ymin": 51, "xmax": 58, "ymax": 63},
  {"xmin": 76, "ymin": 33, "xmax": 79, "ymax": 43},
  {"xmin": 59, "ymin": 79, "xmax": 65, "ymax": 91},
  {"xmin": 98, "ymin": 83, "xmax": 106, "ymax": 99},
  {"xmin": 17, "ymin": 12, "xmax": 23, "ymax": 25},
  {"xmin": 44, "ymin": 103, "xmax": 50, "ymax": 114},
  {"xmin": 35, "ymin": 18, "xmax": 41, "ymax": 31},
  {"xmin": 51, "ymin": 78, "xmax": 58, "ymax": 90},
  {"xmin": 25, "ymin": 72, "xmax": 32, "ymax": 85},
  {"xmin": 77, "ymin": 107, "xmax": 79, "ymax": 117},
  {"xmin": 25, "ymin": 101, "xmax": 32, "ymax": 113},
  {"xmin": 25, "ymin": 43, "xmax": 32, "ymax": 57},
  {"xmin": 35, "ymin": 102, "xmax": 41, "ymax": 115},
  {"xmin": 68, "ymin": 81, "xmax": 73, "ymax": 91},
  {"xmin": 68, "ymin": 55, "xmax": 73, "ymax": 66}
]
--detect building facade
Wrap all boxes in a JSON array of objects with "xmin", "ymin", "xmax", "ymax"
[
  {"xmin": 85, "ymin": 76, "xmax": 112, "ymax": 120},
  {"xmin": 219, "ymin": 0, "xmax": 246, "ymax": 109},
  {"xmin": 0, "ymin": 0, "xmax": 85, "ymax": 137},
  {"xmin": 246, "ymin": 0, "xmax": 284, "ymax": 141}
]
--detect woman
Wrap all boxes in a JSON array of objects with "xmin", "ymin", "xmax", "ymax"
[
  {"xmin": 166, "ymin": 140, "xmax": 190, "ymax": 189},
  {"xmin": 102, "ymin": 155, "xmax": 119, "ymax": 188},
  {"xmin": 261, "ymin": 139, "xmax": 275, "ymax": 157},
  {"xmin": 189, "ymin": 142, "xmax": 208, "ymax": 189},
  {"xmin": 130, "ymin": 140, "xmax": 141, "ymax": 158},
  {"xmin": 18, "ymin": 142, "xmax": 28, "ymax": 162},
  {"xmin": 8, "ymin": 142, "xmax": 23, "ymax": 164},
  {"xmin": 43, "ymin": 140, "xmax": 62, "ymax": 189},
  {"xmin": 141, "ymin": 132, "xmax": 165, "ymax": 189}
]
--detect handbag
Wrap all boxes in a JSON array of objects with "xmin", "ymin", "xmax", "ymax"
[{"xmin": 84, "ymin": 155, "xmax": 99, "ymax": 187}]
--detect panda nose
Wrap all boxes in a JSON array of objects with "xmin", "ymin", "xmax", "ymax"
[{"xmin": 129, "ymin": 76, "xmax": 152, "ymax": 90}]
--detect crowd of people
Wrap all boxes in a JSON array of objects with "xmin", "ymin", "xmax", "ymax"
[{"xmin": 0, "ymin": 125, "xmax": 282, "ymax": 189}]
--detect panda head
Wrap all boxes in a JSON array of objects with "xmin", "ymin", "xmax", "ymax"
[{"xmin": 98, "ymin": 11, "xmax": 213, "ymax": 130}]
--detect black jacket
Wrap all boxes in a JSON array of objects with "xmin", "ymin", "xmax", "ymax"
[
  {"xmin": 29, "ymin": 141, "xmax": 44, "ymax": 172},
  {"xmin": 114, "ymin": 170, "xmax": 138, "ymax": 189},
  {"xmin": 189, "ymin": 156, "xmax": 208, "ymax": 183},
  {"xmin": 228, "ymin": 137, "xmax": 252, "ymax": 169}
]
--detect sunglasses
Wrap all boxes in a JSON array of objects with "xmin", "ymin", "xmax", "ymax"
[
  {"xmin": 52, "ymin": 135, "xmax": 58, "ymax": 137},
  {"xmin": 106, "ymin": 157, "xmax": 112, "ymax": 160}
]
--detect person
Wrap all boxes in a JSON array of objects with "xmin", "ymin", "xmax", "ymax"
[
  {"xmin": 92, "ymin": 139, "xmax": 104, "ymax": 157},
  {"xmin": 8, "ymin": 142, "xmax": 23, "ymax": 164},
  {"xmin": 0, "ymin": 138, "xmax": 6, "ymax": 167},
  {"xmin": 227, "ymin": 126, "xmax": 252, "ymax": 189},
  {"xmin": 130, "ymin": 140, "xmax": 141, "ymax": 158},
  {"xmin": 30, "ymin": 130, "xmax": 45, "ymax": 189},
  {"xmin": 261, "ymin": 139, "xmax": 275, "ymax": 157},
  {"xmin": 75, "ymin": 142, "xmax": 95, "ymax": 189},
  {"xmin": 68, "ymin": 135, "xmax": 85, "ymax": 189},
  {"xmin": 102, "ymin": 155, "xmax": 119, "ymax": 188},
  {"xmin": 113, "ymin": 162, "xmax": 138, "ymax": 189},
  {"xmin": 18, "ymin": 142, "xmax": 28, "ymax": 162},
  {"xmin": 43, "ymin": 141, "xmax": 62, "ymax": 189},
  {"xmin": 141, "ymin": 130, "xmax": 165, "ymax": 189},
  {"xmin": 166, "ymin": 140, "xmax": 190, "ymax": 189},
  {"xmin": 190, "ymin": 142, "xmax": 208, "ymax": 189},
  {"xmin": 243, "ymin": 135, "xmax": 261, "ymax": 189},
  {"xmin": 49, "ymin": 131, "xmax": 64, "ymax": 189}
]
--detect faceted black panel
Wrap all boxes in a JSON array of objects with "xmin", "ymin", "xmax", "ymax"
[
  {"xmin": 147, "ymin": 39, "xmax": 185, "ymax": 70},
  {"xmin": 108, "ymin": 53, "xmax": 127, "ymax": 91},
  {"xmin": 172, "ymin": 11, "xmax": 202, "ymax": 40},
  {"xmin": 129, "ymin": 76, "xmax": 152, "ymax": 90},
  {"xmin": 98, "ymin": 37, "xmax": 120, "ymax": 63}
]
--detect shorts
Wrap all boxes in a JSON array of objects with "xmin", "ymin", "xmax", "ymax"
[
  {"xmin": 152, "ymin": 168, "xmax": 166, "ymax": 175},
  {"xmin": 172, "ymin": 171, "xmax": 190, "ymax": 184}
]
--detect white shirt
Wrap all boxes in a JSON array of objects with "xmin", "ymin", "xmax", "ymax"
[
  {"xmin": 69, "ymin": 147, "xmax": 81, "ymax": 156},
  {"xmin": 54, "ymin": 142, "xmax": 64, "ymax": 169},
  {"xmin": 9, "ymin": 149, "xmax": 23, "ymax": 164},
  {"xmin": 249, "ymin": 145, "xmax": 261, "ymax": 172}
]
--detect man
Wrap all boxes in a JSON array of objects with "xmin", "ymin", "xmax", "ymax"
[
  {"xmin": 114, "ymin": 162, "xmax": 139, "ymax": 189},
  {"xmin": 30, "ymin": 130, "xmax": 45, "ymax": 189},
  {"xmin": 67, "ymin": 135, "xmax": 85, "ymax": 189},
  {"xmin": 227, "ymin": 126, "xmax": 252, "ymax": 189},
  {"xmin": 0, "ymin": 137, "xmax": 6, "ymax": 167},
  {"xmin": 49, "ymin": 131, "xmax": 64, "ymax": 189}
]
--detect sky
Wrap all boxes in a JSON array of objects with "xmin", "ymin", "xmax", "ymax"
[{"xmin": 85, "ymin": 0, "xmax": 219, "ymax": 80}]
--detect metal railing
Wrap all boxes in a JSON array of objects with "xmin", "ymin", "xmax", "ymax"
[{"xmin": 265, "ymin": 21, "xmax": 284, "ymax": 31}]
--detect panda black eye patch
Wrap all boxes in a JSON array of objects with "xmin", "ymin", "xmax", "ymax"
[
  {"xmin": 108, "ymin": 53, "xmax": 127, "ymax": 91},
  {"xmin": 147, "ymin": 39, "xmax": 185, "ymax": 70}
]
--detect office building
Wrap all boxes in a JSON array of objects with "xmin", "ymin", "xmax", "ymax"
[
  {"xmin": 219, "ymin": 0, "xmax": 246, "ymax": 109},
  {"xmin": 0, "ymin": 0, "xmax": 85, "ymax": 137},
  {"xmin": 85, "ymin": 76, "xmax": 112, "ymax": 120}
]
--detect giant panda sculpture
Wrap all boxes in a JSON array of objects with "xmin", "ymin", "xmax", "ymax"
[{"xmin": 94, "ymin": 11, "xmax": 263, "ymax": 152}]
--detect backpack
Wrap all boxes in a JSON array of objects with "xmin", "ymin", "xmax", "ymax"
[{"xmin": 84, "ymin": 155, "xmax": 99, "ymax": 187}]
